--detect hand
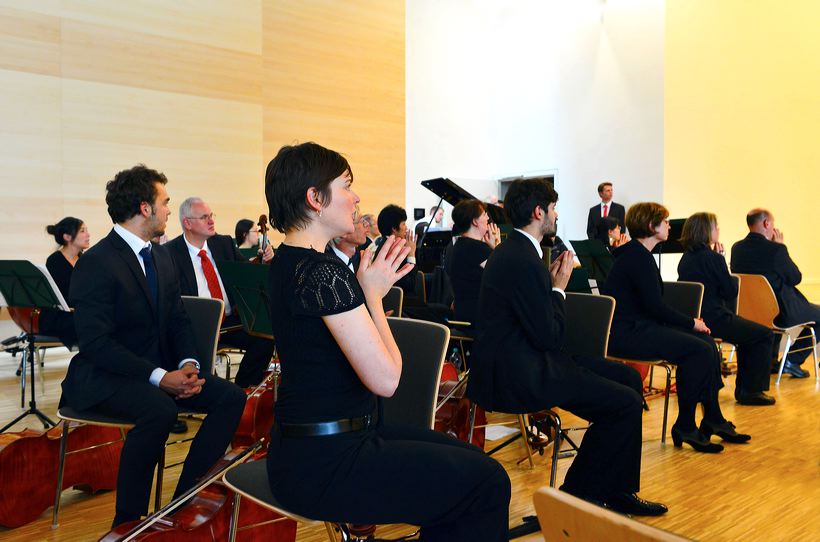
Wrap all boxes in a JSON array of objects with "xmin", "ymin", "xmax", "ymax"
[
  {"xmin": 693, "ymin": 318, "xmax": 711, "ymax": 335},
  {"xmin": 611, "ymin": 233, "xmax": 629, "ymax": 248},
  {"xmin": 404, "ymin": 230, "xmax": 417, "ymax": 255},
  {"xmin": 160, "ymin": 365, "xmax": 205, "ymax": 399},
  {"xmin": 772, "ymin": 228, "xmax": 785, "ymax": 244},
  {"xmin": 357, "ymin": 236, "xmax": 415, "ymax": 300},
  {"xmin": 711, "ymin": 241, "xmax": 725, "ymax": 255},
  {"xmin": 548, "ymin": 250, "xmax": 574, "ymax": 291},
  {"xmin": 483, "ymin": 223, "xmax": 501, "ymax": 248},
  {"xmin": 260, "ymin": 243, "xmax": 274, "ymax": 262}
]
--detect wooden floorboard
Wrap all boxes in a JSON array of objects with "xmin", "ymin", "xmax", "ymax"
[{"xmin": 2, "ymin": 337, "xmax": 820, "ymax": 541}]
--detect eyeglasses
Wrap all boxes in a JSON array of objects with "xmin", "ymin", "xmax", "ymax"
[{"xmin": 188, "ymin": 213, "xmax": 215, "ymax": 221}]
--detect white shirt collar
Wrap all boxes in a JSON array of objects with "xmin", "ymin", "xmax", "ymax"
[
  {"xmin": 330, "ymin": 244, "xmax": 354, "ymax": 270},
  {"xmin": 601, "ymin": 201, "xmax": 612, "ymax": 208},
  {"xmin": 514, "ymin": 228, "xmax": 543, "ymax": 259},
  {"xmin": 183, "ymin": 234, "xmax": 210, "ymax": 259},
  {"xmin": 113, "ymin": 224, "xmax": 152, "ymax": 258}
]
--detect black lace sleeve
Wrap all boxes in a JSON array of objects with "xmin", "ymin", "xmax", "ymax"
[{"xmin": 292, "ymin": 256, "xmax": 365, "ymax": 316}]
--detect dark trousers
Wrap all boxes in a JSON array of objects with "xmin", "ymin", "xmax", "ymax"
[
  {"xmin": 94, "ymin": 373, "xmax": 246, "ymax": 522},
  {"xmin": 708, "ymin": 314, "xmax": 774, "ymax": 394},
  {"xmin": 609, "ymin": 322, "xmax": 724, "ymax": 430},
  {"xmin": 219, "ymin": 319, "xmax": 275, "ymax": 387},
  {"xmin": 780, "ymin": 303, "xmax": 820, "ymax": 366},
  {"xmin": 266, "ymin": 424, "xmax": 510, "ymax": 542},
  {"xmin": 552, "ymin": 356, "xmax": 644, "ymax": 499}
]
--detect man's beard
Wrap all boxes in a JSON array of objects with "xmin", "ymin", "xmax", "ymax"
[
  {"xmin": 145, "ymin": 208, "xmax": 165, "ymax": 239},
  {"xmin": 543, "ymin": 220, "xmax": 556, "ymax": 239}
]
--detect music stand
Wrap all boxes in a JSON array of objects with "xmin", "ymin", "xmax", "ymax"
[
  {"xmin": 0, "ymin": 260, "xmax": 67, "ymax": 432},
  {"xmin": 569, "ymin": 240, "xmax": 615, "ymax": 283},
  {"xmin": 216, "ymin": 262, "xmax": 274, "ymax": 339}
]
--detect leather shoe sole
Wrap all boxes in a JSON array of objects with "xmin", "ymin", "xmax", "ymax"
[
  {"xmin": 735, "ymin": 392, "xmax": 776, "ymax": 406},
  {"xmin": 605, "ymin": 492, "xmax": 668, "ymax": 517}
]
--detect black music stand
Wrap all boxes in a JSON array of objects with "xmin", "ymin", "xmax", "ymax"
[
  {"xmin": 0, "ymin": 260, "xmax": 66, "ymax": 432},
  {"xmin": 569, "ymin": 240, "xmax": 615, "ymax": 283},
  {"xmin": 216, "ymin": 262, "xmax": 274, "ymax": 339}
]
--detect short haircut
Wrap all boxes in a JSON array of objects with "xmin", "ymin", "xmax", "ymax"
[
  {"xmin": 235, "ymin": 218, "xmax": 254, "ymax": 245},
  {"xmin": 680, "ymin": 212, "xmax": 717, "ymax": 251},
  {"xmin": 377, "ymin": 204, "xmax": 407, "ymax": 236},
  {"xmin": 46, "ymin": 217, "xmax": 83, "ymax": 246},
  {"xmin": 746, "ymin": 208, "xmax": 770, "ymax": 227},
  {"xmin": 625, "ymin": 202, "xmax": 669, "ymax": 239},
  {"xmin": 105, "ymin": 164, "xmax": 168, "ymax": 224},
  {"xmin": 504, "ymin": 178, "xmax": 558, "ymax": 229},
  {"xmin": 597, "ymin": 182, "xmax": 613, "ymax": 194},
  {"xmin": 264, "ymin": 142, "xmax": 351, "ymax": 233},
  {"xmin": 430, "ymin": 205, "xmax": 442, "ymax": 214},
  {"xmin": 594, "ymin": 216, "xmax": 620, "ymax": 243},
  {"xmin": 178, "ymin": 196, "xmax": 204, "ymax": 227},
  {"xmin": 451, "ymin": 199, "xmax": 486, "ymax": 236},
  {"xmin": 360, "ymin": 213, "xmax": 376, "ymax": 227}
]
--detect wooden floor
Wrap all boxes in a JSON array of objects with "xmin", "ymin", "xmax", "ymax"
[{"xmin": 2, "ymin": 335, "xmax": 820, "ymax": 541}]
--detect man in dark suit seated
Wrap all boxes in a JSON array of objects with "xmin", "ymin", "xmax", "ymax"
[
  {"xmin": 61, "ymin": 165, "xmax": 247, "ymax": 527},
  {"xmin": 586, "ymin": 181, "xmax": 626, "ymax": 239},
  {"xmin": 468, "ymin": 177, "xmax": 667, "ymax": 516},
  {"xmin": 166, "ymin": 197, "xmax": 275, "ymax": 388},
  {"xmin": 326, "ymin": 206, "xmax": 367, "ymax": 273},
  {"xmin": 731, "ymin": 208, "xmax": 820, "ymax": 378}
]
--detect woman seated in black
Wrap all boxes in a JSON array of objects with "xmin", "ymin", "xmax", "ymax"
[
  {"xmin": 602, "ymin": 202, "xmax": 750, "ymax": 453},
  {"xmin": 264, "ymin": 142, "xmax": 510, "ymax": 541},
  {"xmin": 448, "ymin": 199, "xmax": 500, "ymax": 324},
  {"xmin": 234, "ymin": 218, "xmax": 259, "ymax": 249},
  {"xmin": 40, "ymin": 217, "xmax": 90, "ymax": 348},
  {"xmin": 678, "ymin": 212, "xmax": 775, "ymax": 406},
  {"xmin": 595, "ymin": 216, "xmax": 628, "ymax": 252}
]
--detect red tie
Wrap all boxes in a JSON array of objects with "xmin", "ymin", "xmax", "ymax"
[
  {"xmin": 602, "ymin": 204, "xmax": 608, "ymax": 217},
  {"xmin": 198, "ymin": 249, "xmax": 224, "ymax": 301}
]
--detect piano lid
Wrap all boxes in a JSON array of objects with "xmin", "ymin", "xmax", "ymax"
[{"xmin": 420, "ymin": 177, "xmax": 508, "ymax": 224}]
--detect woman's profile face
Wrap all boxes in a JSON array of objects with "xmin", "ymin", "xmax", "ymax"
[
  {"xmin": 608, "ymin": 224, "xmax": 621, "ymax": 242},
  {"xmin": 246, "ymin": 227, "xmax": 260, "ymax": 246},
  {"xmin": 321, "ymin": 170, "xmax": 360, "ymax": 236},
  {"xmin": 71, "ymin": 224, "xmax": 91, "ymax": 250},
  {"xmin": 653, "ymin": 218, "xmax": 670, "ymax": 242},
  {"xmin": 710, "ymin": 221, "xmax": 720, "ymax": 244},
  {"xmin": 475, "ymin": 211, "xmax": 490, "ymax": 237}
]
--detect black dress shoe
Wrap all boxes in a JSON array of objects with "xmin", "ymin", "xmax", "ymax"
[
  {"xmin": 735, "ymin": 391, "xmax": 776, "ymax": 406},
  {"xmin": 671, "ymin": 425, "xmax": 724, "ymax": 453},
  {"xmin": 782, "ymin": 361, "xmax": 809, "ymax": 378},
  {"xmin": 170, "ymin": 419, "xmax": 188, "ymax": 434},
  {"xmin": 699, "ymin": 419, "xmax": 751, "ymax": 443},
  {"xmin": 605, "ymin": 493, "xmax": 668, "ymax": 516}
]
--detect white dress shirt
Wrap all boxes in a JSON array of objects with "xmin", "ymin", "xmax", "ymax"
[
  {"xmin": 330, "ymin": 244, "xmax": 354, "ymax": 272},
  {"xmin": 183, "ymin": 236, "xmax": 232, "ymax": 315}
]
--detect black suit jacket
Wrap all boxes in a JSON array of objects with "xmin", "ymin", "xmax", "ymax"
[
  {"xmin": 586, "ymin": 202, "xmax": 626, "ymax": 239},
  {"xmin": 324, "ymin": 244, "xmax": 360, "ymax": 273},
  {"xmin": 467, "ymin": 230, "xmax": 570, "ymax": 412},
  {"xmin": 166, "ymin": 233, "xmax": 246, "ymax": 307},
  {"xmin": 677, "ymin": 245, "xmax": 737, "ymax": 325},
  {"xmin": 62, "ymin": 229, "xmax": 197, "ymax": 410},
  {"xmin": 730, "ymin": 232, "xmax": 810, "ymax": 326}
]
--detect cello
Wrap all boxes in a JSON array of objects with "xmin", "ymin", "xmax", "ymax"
[{"xmin": 251, "ymin": 215, "xmax": 270, "ymax": 264}]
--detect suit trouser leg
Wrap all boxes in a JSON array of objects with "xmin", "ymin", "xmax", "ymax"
[
  {"xmin": 549, "ymin": 359, "xmax": 643, "ymax": 499},
  {"xmin": 266, "ymin": 426, "xmax": 510, "ymax": 542},
  {"xmin": 709, "ymin": 315, "xmax": 774, "ymax": 394},
  {"xmin": 173, "ymin": 373, "xmax": 246, "ymax": 497},
  {"xmin": 609, "ymin": 324, "xmax": 722, "ymax": 430},
  {"xmin": 219, "ymin": 329, "xmax": 275, "ymax": 387},
  {"xmin": 93, "ymin": 382, "xmax": 178, "ymax": 522}
]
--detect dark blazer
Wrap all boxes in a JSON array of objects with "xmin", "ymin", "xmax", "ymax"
[
  {"xmin": 730, "ymin": 232, "xmax": 811, "ymax": 326},
  {"xmin": 586, "ymin": 202, "xmax": 626, "ymax": 239},
  {"xmin": 166, "ymin": 233, "xmax": 246, "ymax": 307},
  {"xmin": 324, "ymin": 244, "xmax": 361, "ymax": 273},
  {"xmin": 602, "ymin": 240, "xmax": 693, "ymax": 333},
  {"xmin": 678, "ymin": 245, "xmax": 737, "ymax": 325},
  {"xmin": 62, "ymin": 229, "xmax": 197, "ymax": 410},
  {"xmin": 467, "ymin": 230, "xmax": 570, "ymax": 412}
]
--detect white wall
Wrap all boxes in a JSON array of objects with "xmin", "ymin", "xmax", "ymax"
[{"xmin": 406, "ymin": 0, "xmax": 665, "ymax": 243}]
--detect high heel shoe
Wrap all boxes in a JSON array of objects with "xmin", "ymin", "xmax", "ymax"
[
  {"xmin": 700, "ymin": 419, "xmax": 751, "ymax": 444},
  {"xmin": 671, "ymin": 425, "xmax": 724, "ymax": 453}
]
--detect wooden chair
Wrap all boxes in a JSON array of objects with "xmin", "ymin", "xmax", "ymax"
[
  {"xmin": 533, "ymin": 486, "xmax": 691, "ymax": 541},
  {"xmin": 607, "ymin": 281, "xmax": 704, "ymax": 445},
  {"xmin": 222, "ymin": 317, "xmax": 451, "ymax": 542},
  {"xmin": 734, "ymin": 273, "xmax": 818, "ymax": 384}
]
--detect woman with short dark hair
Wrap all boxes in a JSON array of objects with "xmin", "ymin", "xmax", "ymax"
[
  {"xmin": 264, "ymin": 142, "xmax": 510, "ymax": 541},
  {"xmin": 234, "ymin": 218, "xmax": 257, "ymax": 248},
  {"xmin": 40, "ymin": 217, "xmax": 91, "ymax": 348},
  {"xmin": 603, "ymin": 203, "xmax": 750, "ymax": 453},
  {"xmin": 678, "ymin": 212, "xmax": 776, "ymax": 405}
]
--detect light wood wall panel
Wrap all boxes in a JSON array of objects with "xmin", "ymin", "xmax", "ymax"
[{"xmin": 0, "ymin": 0, "xmax": 405, "ymax": 269}]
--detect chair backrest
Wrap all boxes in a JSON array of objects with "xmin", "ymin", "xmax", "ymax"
[
  {"xmin": 181, "ymin": 296, "xmax": 224, "ymax": 375},
  {"xmin": 533, "ymin": 487, "xmax": 691, "ymax": 542},
  {"xmin": 414, "ymin": 271, "xmax": 427, "ymax": 303},
  {"xmin": 382, "ymin": 317, "xmax": 450, "ymax": 430},
  {"xmin": 662, "ymin": 281, "xmax": 704, "ymax": 319},
  {"xmin": 427, "ymin": 265, "xmax": 454, "ymax": 306},
  {"xmin": 565, "ymin": 293, "xmax": 615, "ymax": 358},
  {"xmin": 382, "ymin": 286, "xmax": 403, "ymax": 317},
  {"xmin": 734, "ymin": 273, "xmax": 778, "ymax": 328}
]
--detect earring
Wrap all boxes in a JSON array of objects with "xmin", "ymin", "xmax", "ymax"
[{"xmin": 318, "ymin": 209, "xmax": 323, "ymax": 218}]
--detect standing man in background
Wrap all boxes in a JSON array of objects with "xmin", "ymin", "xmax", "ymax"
[{"xmin": 587, "ymin": 181, "xmax": 625, "ymax": 239}]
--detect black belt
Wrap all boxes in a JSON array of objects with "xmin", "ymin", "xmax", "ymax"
[{"xmin": 277, "ymin": 415, "xmax": 374, "ymax": 437}]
